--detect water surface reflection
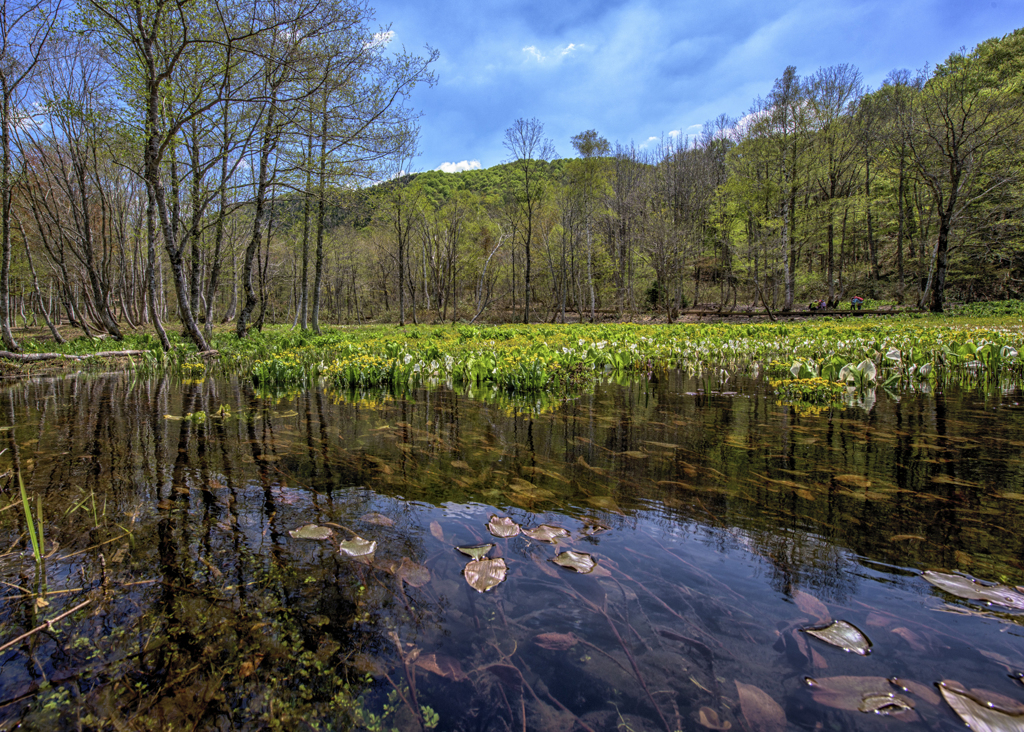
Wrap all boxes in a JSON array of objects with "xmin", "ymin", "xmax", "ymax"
[{"xmin": 2, "ymin": 372, "xmax": 1023, "ymax": 731}]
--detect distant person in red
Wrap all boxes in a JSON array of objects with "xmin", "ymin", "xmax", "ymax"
[{"xmin": 851, "ymin": 296, "xmax": 864, "ymax": 310}]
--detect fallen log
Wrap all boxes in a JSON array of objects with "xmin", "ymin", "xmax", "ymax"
[{"xmin": 0, "ymin": 350, "xmax": 150, "ymax": 363}]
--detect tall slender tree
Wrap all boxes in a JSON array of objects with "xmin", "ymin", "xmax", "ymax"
[
  {"xmin": 0, "ymin": 0, "xmax": 61, "ymax": 351},
  {"xmin": 504, "ymin": 117, "xmax": 555, "ymax": 324}
]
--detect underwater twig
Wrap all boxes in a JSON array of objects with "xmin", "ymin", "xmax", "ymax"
[
  {"xmin": 0, "ymin": 599, "xmax": 91, "ymax": 655},
  {"xmin": 59, "ymin": 531, "xmax": 131, "ymax": 560},
  {"xmin": 382, "ymin": 671, "xmax": 420, "ymax": 728},
  {"xmin": 388, "ymin": 632, "xmax": 426, "ymax": 730},
  {"xmin": 566, "ymin": 586, "xmax": 673, "ymax": 732},
  {"xmin": 505, "ymin": 651, "xmax": 599, "ymax": 732},
  {"xmin": 0, "ymin": 580, "xmax": 29, "ymax": 596},
  {"xmin": 602, "ymin": 610, "xmax": 673, "ymax": 732}
]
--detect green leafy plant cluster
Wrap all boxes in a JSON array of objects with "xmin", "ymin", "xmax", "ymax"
[
  {"xmin": 17, "ymin": 315, "xmax": 1024, "ymax": 401},
  {"xmin": 770, "ymin": 377, "xmax": 848, "ymax": 404},
  {"xmin": 228, "ymin": 318, "xmax": 1024, "ymax": 407}
]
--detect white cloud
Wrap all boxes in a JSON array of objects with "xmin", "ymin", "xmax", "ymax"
[
  {"xmin": 668, "ymin": 129, "xmax": 681, "ymax": 137},
  {"xmin": 436, "ymin": 160, "xmax": 481, "ymax": 174},
  {"xmin": 523, "ymin": 45, "xmax": 544, "ymax": 62},
  {"xmin": 733, "ymin": 108, "xmax": 769, "ymax": 138},
  {"xmin": 523, "ymin": 42, "xmax": 584, "ymax": 64}
]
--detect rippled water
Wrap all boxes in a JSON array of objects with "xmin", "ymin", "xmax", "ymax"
[{"xmin": 2, "ymin": 371, "xmax": 1024, "ymax": 730}]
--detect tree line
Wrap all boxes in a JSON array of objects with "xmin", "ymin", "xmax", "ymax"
[
  {"xmin": 0, "ymin": 0, "xmax": 434, "ymax": 353},
  {"xmin": 2, "ymin": 9, "xmax": 1022, "ymax": 349},
  {"xmin": 364, "ymin": 30, "xmax": 1023, "ymax": 327}
]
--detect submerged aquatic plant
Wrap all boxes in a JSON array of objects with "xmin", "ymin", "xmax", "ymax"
[{"xmin": 18, "ymin": 472, "xmax": 43, "ymax": 565}]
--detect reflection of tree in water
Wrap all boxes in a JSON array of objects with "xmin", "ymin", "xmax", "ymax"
[
  {"xmin": 744, "ymin": 528, "xmax": 857, "ymax": 604},
  {"xmin": 3, "ymin": 372, "xmax": 1024, "ymax": 729}
]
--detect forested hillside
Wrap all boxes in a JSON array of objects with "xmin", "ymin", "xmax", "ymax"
[{"xmin": 4, "ymin": 7, "xmax": 1023, "ymax": 349}]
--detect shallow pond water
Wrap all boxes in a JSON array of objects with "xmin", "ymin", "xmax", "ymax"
[{"xmin": 2, "ymin": 371, "xmax": 1024, "ymax": 731}]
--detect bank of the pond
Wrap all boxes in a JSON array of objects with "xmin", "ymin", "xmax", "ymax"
[{"xmin": 2, "ymin": 307, "xmax": 1024, "ymax": 408}]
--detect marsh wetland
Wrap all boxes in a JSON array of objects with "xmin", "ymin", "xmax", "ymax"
[{"xmin": 2, "ymin": 355, "xmax": 1024, "ymax": 731}]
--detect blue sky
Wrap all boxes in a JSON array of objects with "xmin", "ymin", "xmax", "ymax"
[{"xmin": 371, "ymin": 0, "xmax": 1024, "ymax": 173}]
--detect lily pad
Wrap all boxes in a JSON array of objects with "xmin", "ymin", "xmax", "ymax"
[
  {"xmin": 938, "ymin": 680, "xmax": 1024, "ymax": 732},
  {"xmin": 923, "ymin": 570, "xmax": 1024, "ymax": 610},
  {"xmin": 288, "ymin": 524, "xmax": 334, "ymax": 540},
  {"xmin": 486, "ymin": 515, "xmax": 521, "ymax": 538},
  {"xmin": 805, "ymin": 676, "xmax": 915, "ymax": 715},
  {"xmin": 464, "ymin": 557, "xmax": 508, "ymax": 592},
  {"xmin": 523, "ymin": 525, "xmax": 570, "ymax": 543},
  {"xmin": 552, "ymin": 550, "xmax": 596, "ymax": 574},
  {"xmin": 456, "ymin": 543, "xmax": 494, "ymax": 560},
  {"xmin": 801, "ymin": 620, "xmax": 872, "ymax": 655},
  {"xmin": 338, "ymin": 536, "xmax": 376, "ymax": 557}
]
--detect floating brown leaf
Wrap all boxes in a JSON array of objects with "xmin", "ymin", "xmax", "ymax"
[
  {"xmin": 464, "ymin": 557, "xmax": 507, "ymax": 592},
  {"xmin": 923, "ymin": 570, "xmax": 1024, "ymax": 610},
  {"xmin": 806, "ymin": 676, "xmax": 915, "ymax": 715},
  {"xmin": 938, "ymin": 680, "xmax": 1024, "ymax": 732},
  {"xmin": 338, "ymin": 536, "xmax": 376, "ymax": 557},
  {"xmin": 429, "ymin": 521, "xmax": 445, "ymax": 543},
  {"xmin": 523, "ymin": 524, "xmax": 570, "ymax": 543},
  {"xmin": 552, "ymin": 550, "xmax": 596, "ymax": 574},
  {"xmin": 533, "ymin": 632, "xmax": 580, "ymax": 651},
  {"xmin": 288, "ymin": 524, "xmax": 334, "ymax": 540},
  {"xmin": 801, "ymin": 620, "xmax": 871, "ymax": 655},
  {"xmin": 735, "ymin": 681, "xmax": 786, "ymax": 732},
  {"xmin": 486, "ymin": 515, "xmax": 521, "ymax": 538},
  {"xmin": 456, "ymin": 543, "xmax": 494, "ymax": 560}
]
